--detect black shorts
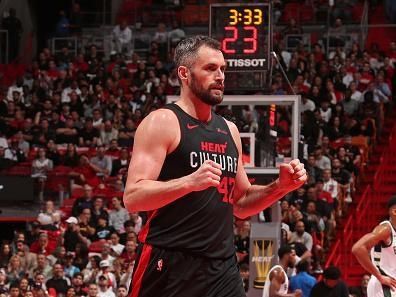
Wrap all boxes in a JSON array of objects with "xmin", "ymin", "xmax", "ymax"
[{"xmin": 129, "ymin": 243, "xmax": 246, "ymax": 297}]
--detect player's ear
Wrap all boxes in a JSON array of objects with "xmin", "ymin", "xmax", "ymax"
[{"xmin": 178, "ymin": 66, "xmax": 189, "ymax": 81}]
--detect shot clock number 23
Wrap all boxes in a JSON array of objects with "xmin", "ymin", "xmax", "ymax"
[{"xmin": 209, "ymin": 3, "xmax": 271, "ymax": 72}]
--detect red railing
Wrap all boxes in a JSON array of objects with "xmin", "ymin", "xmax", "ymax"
[
  {"xmin": 325, "ymin": 238, "xmax": 341, "ymax": 268},
  {"xmin": 325, "ymin": 185, "xmax": 371, "ymax": 279}
]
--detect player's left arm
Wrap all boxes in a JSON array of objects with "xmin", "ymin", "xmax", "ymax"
[{"xmin": 227, "ymin": 121, "xmax": 307, "ymax": 219}]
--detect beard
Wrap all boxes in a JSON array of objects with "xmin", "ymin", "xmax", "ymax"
[{"xmin": 189, "ymin": 72, "xmax": 224, "ymax": 106}]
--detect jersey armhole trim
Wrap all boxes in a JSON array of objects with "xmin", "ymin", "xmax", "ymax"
[{"xmin": 161, "ymin": 104, "xmax": 183, "ymax": 157}]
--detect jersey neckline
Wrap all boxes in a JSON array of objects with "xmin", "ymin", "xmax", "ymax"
[{"xmin": 171, "ymin": 103, "xmax": 215, "ymax": 127}]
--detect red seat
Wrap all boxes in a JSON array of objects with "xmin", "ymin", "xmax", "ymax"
[
  {"xmin": 71, "ymin": 188, "xmax": 85, "ymax": 199},
  {"xmin": 89, "ymin": 240, "xmax": 107, "ymax": 253},
  {"xmin": 7, "ymin": 166, "xmax": 31, "ymax": 176}
]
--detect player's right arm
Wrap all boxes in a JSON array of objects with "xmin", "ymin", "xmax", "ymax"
[
  {"xmin": 123, "ymin": 109, "xmax": 222, "ymax": 212},
  {"xmin": 267, "ymin": 269, "xmax": 302, "ymax": 297},
  {"xmin": 352, "ymin": 224, "xmax": 396, "ymax": 290}
]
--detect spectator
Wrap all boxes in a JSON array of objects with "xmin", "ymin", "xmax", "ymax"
[
  {"xmin": 111, "ymin": 148, "xmax": 129, "ymax": 176},
  {"xmin": 97, "ymin": 275, "xmax": 115, "ymax": 297},
  {"xmin": 100, "ymin": 244, "xmax": 115, "ymax": 269},
  {"xmin": 309, "ymin": 266, "xmax": 349, "ymax": 297},
  {"xmin": 152, "ymin": 23, "xmax": 168, "ymax": 59},
  {"xmin": 129, "ymin": 212, "xmax": 142, "ymax": 234},
  {"xmin": 96, "ymin": 260, "xmax": 116, "ymax": 290},
  {"xmin": 90, "ymin": 146, "xmax": 112, "ymax": 177},
  {"xmin": 69, "ymin": 155, "xmax": 102, "ymax": 188},
  {"xmin": 322, "ymin": 169, "xmax": 340, "ymax": 202},
  {"xmin": 71, "ymin": 272, "xmax": 87, "ymax": 297},
  {"xmin": 92, "ymin": 109, "xmax": 104, "ymax": 128},
  {"xmin": 63, "ymin": 216, "xmax": 88, "ymax": 251},
  {"xmin": 66, "ymin": 286, "xmax": 77, "ymax": 297},
  {"xmin": 319, "ymin": 100, "xmax": 332, "ymax": 123},
  {"xmin": 61, "ymin": 143, "xmax": 78, "ymax": 167},
  {"xmin": 109, "ymin": 232, "xmax": 124, "ymax": 257},
  {"xmin": 117, "ymin": 119, "xmax": 135, "ymax": 148},
  {"xmin": 4, "ymin": 137, "xmax": 26, "ymax": 163},
  {"xmin": 349, "ymin": 273, "xmax": 369, "ymax": 297},
  {"xmin": 87, "ymin": 283, "xmax": 99, "ymax": 297},
  {"xmin": 0, "ymin": 146, "xmax": 14, "ymax": 170},
  {"xmin": 168, "ymin": 20, "xmax": 185, "ymax": 45},
  {"xmin": 73, "ymin": 243, "xmax": 89, "ymax": 271},
  {"xmin": 14, "ymin": 239, "xmax": 36, "ymax": 274},
  {"xmin": 56, "ymin": 117, "xmax": 79, "ymax": 145},
  {"xmin": 290, "ymin": 260, "xmax": 316, "ymax": 297},
  {"xmin": 64, "ymin": 252, "xmax": 80, "ymax": 278},
  {"xmin": 116, "ymin": 285, "xmax": 128, "ymax": 297},
  {"xmin": 100, "ymin": 120, "xmax": 118, "ymax": 146},
  {"xmin": 38, "ymin": 200, "xmax": 61, "ymax": 227},
  {"xmin": 282, "ymin": 18, "xmax": 303, "ymax": 36},
  {"xmin": 82, "ymin": 256, "xmax": 101, "ymax": 284},
  {"xmin": 78, "ymin": 208, "xmax": 96, "ymax": 241},
  {"xmin": 0, "ymin": 268, "xmax": 8, "ymax": 294},
  {"xmin": 112, "ymin": 20, "xmax": 132, "ymax": 56},
  {"xmin": 300, "ymin": 94, "xmax": 316, "ymax": 114},
  {"xmin": 119, "ymin": 241, "xmax": 137, "ymax": 271},
  {"xmin": 6, "ymin": 255, "xmax": 24, "ymax": 284},
  {"xmin": 8, "ymin": 284, "xmax": 20, "ymax": 297},
  {"xmin": 46, "ymin": 263, "xmax": 71, "ymax": 296},
  {"xmin": 94, "ymin": 215, "xmax": 115, "ymax": 241},
  {"xmin": 235, "ymin": 221, "xmax": 250, "ymax": 264},
  {"xmin": 30, "ymin": 233, "xmax": 54, "ymax": 256},
  {"xmin": 91, "ymin": 197, "xmax": 109, "ymax": 227},
  {"xmin": 289, "ymin": 221, "xmax": 313, "ymax": 252},
  {"xmin": 119, "ymin": 221, "xmax": 136, "ymax": 245},
  {"xmin": 108, "ymin": 197, "xmax": 129, "ymax": 234},
  {"xmin": 304, "ymin": 201, "xmax": 325, "ymax": 235},
  {"xmin": 62, "ymin": 81, "xmax": 82, "ymax": 104},
  {"xmin": 314, "ymin": 146, "xmax": 331, "ymax": 171},
  {"xmin": 31, "ymin": 272, "xmax": 47, "ymax": 291},
  {"xmin": 305, "ymin": 154, "xmax": 323, "ymax": 185},
  {"xmin": 31, "ymin": 148, "xmax": 53, "ymax": 198},
  {"xmin": 31, "ymin": 254, "xmax": 52, "ymax": 280},
  {"xmin": 72, "ymin": 184, "xmax": 95, "ymax": 217}
]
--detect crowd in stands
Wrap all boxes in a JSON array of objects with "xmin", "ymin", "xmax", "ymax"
[{"xmin": 0, "ymin": 1, "xmax": 395, "ymax": 296}]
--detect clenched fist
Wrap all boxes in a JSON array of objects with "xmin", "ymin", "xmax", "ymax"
[
  {"xmin": 278, "ymin": 159, "xmax": 307, "ymax": 193},
  {"xmin": 187, "ymin": 160, "xmax": 222, "ymax": 192}
]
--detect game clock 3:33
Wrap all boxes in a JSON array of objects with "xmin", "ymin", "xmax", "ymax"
[{"xmin": 209, "ymin": 3, "xmax": 271, "ymax": 72}]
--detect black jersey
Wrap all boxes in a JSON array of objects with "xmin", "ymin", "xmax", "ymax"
[{"xmin": 138, "ymin": 103, "xmax": 239, "ymax": 259}]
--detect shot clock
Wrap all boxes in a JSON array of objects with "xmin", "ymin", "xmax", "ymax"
[{"xmin": 209, "ymin": 3, "xmax": 271, "ymax": 72}]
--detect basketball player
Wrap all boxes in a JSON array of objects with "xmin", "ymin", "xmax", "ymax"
[
  {"xmin": 123, "ymin": 36, "xmax": 307, "ymax": 297},
  {"xmin": 352, "ymin": 196, "xmax": 396, "ymax": 297},
  {"xmin": 262, "ymin": 245, "xmax": 302, "ymax": 297}
]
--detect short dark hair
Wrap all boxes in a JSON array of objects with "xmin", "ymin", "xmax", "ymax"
[
  {"xmin": 296, "ymin": 260, "xmax": 310, "ymax": 272},
  {"xmin": 174, "ymin": 35, "xmax": 221, "ymax": 69},
  {"xmin": 323, "ymin": 266, "xmax": 341, "ymax": 280},
  {"xmin": 387, "ymin": 196, "xmax": 396, "ymax": 209},
  {"xmin": 278, "ymin": 245, "xmax": 292, "ymax": 259}
]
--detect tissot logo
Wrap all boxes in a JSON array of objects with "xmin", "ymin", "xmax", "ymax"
[{"xmin": 227, "ymin": 58, "xmax": 266, "ymax": 67}]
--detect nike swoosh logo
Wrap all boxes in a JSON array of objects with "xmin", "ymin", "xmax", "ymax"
[{"xmin": 187, "ymin": 124, "xmax": 199, "ymax": 129}]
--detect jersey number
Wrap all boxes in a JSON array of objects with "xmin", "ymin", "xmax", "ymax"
[{"xmin": 217, "ymin": 177, "xmax": 236, "ymax": 204}]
